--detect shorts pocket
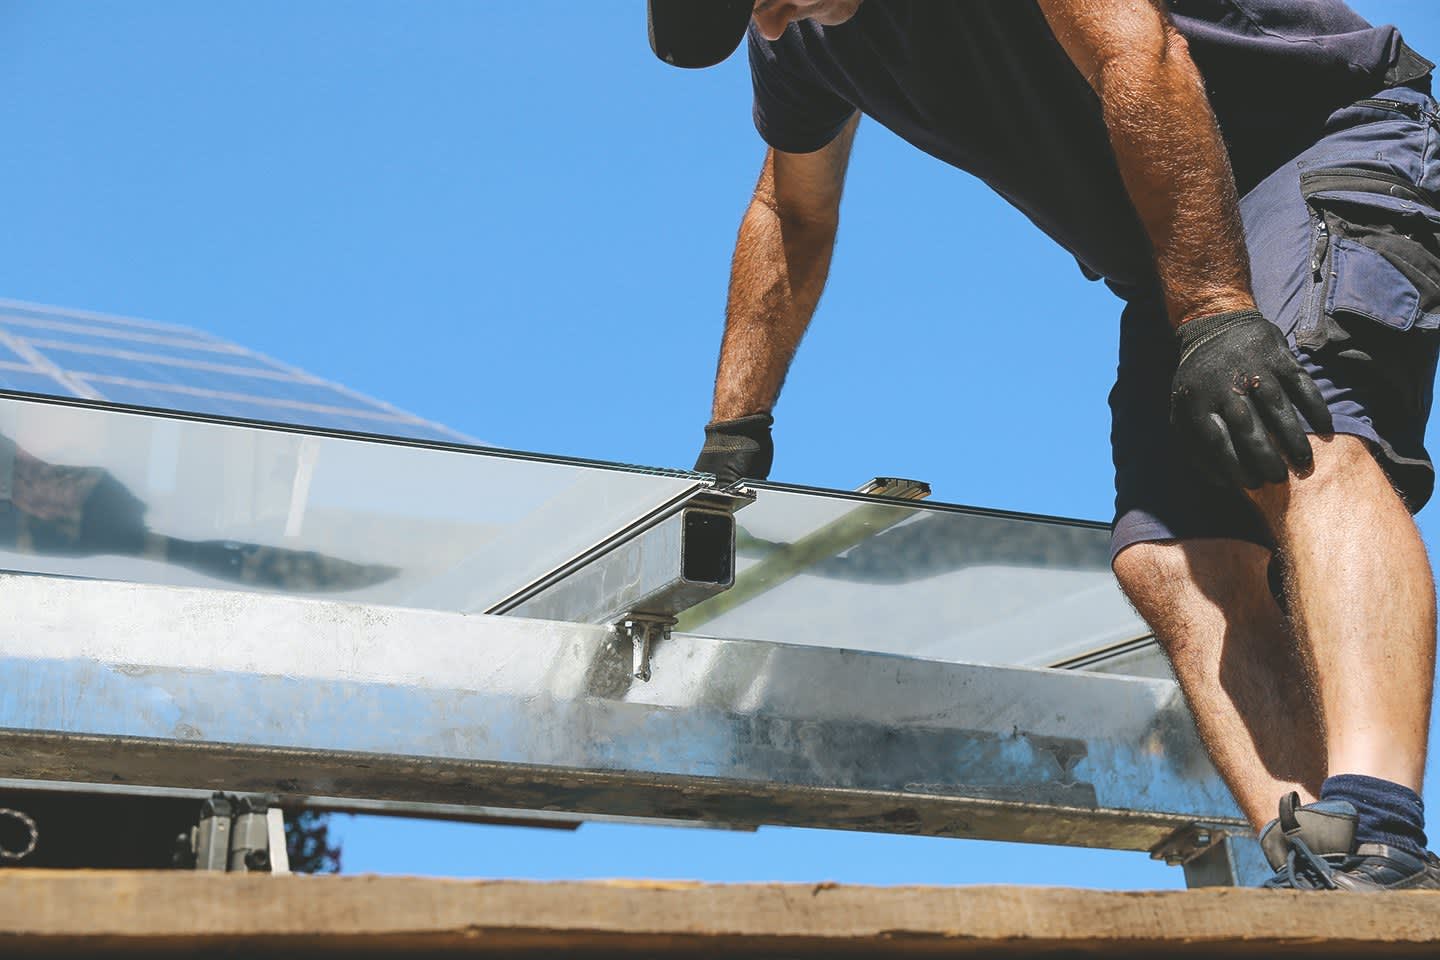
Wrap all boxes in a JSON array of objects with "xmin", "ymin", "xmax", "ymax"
[
  {"xmin": 1326, "ymin": 237, "xmax": 1421, "ymax": 331},
  {"xmin": 1299, "ymin": 166, "xmax": 1440, "ymax": 350}
]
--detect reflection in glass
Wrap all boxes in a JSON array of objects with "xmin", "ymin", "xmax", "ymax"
[
  {"xmin": 0, "ymin": 394, "xmax": 702, "ymax": 609},
  {"xmin": 0, "ymin": 433, "xmax": 395, "ymax": 591}
]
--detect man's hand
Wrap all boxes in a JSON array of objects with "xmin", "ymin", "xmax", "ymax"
[
  {"xmin": 694, "ymin": 413, "xmax": 774, "ymax": 487},
  {"xmin": 1170, "ymin": 310, "xmax": 1334, "ymax": 489},
  {"xmin": 1035, "ymin": 1, "xmax": 1334, "ymax": 487}
]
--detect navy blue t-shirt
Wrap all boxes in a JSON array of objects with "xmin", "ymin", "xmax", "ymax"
[{"xmin": 749, "ymin": 0, "xmax": 1428, "ymax": 286}]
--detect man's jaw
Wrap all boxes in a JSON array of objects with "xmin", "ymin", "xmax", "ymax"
[{"xmin": 752, "ymin": 0, "xmax": 864, "ymax": 41}]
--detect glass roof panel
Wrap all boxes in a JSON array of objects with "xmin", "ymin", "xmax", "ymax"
[
  {"xmin": 36, "ymin": 346, "xmax": 384, "ymax": 411},
  {"xmin": 0, "ymin": 318, "xmax": 282, "ymax": 370},
  {"xmin": 0, "ymin": 370, "xmax": 79, "ymax": 397},
  {"xmin": 87, "ymin": 381, "xmax": 455, "ymax": 439},
  {"xmin": 0, "ymin": 392, "xmax": 701, "ymax": 609},
  {"xmin": 0, "ymin": 300, "xmax": 205, "ymax": 336},
  {"xmin": 673, "ymin": 486, "xmax": 1146, "ymax": 668},
  {"xmin": 0, "ymin": 393, "xmax": 1146, "ymax": 669}
]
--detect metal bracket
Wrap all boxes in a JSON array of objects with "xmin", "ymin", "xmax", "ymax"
[
  {"xmin": 493, "ymin": 487, "xmax": 752, "ymax": 682},
  {"xmin": 177, "ymin": 792, "xmax": 290, "ymax": 873},
  {"xmin": 617, "ymin": 614, "xmax": 673, "ymax": 682},
  {"xmin": 1150, "ymin": 821, "xmax": 1269, "ymax": 888},
  {"xmin": 855, "ymin": 477, "xmax": 931, "ymax": 501}
]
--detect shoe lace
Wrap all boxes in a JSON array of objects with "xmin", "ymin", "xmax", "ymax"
[{"xmin": 1262, "ymin": 834, "xmax": 1341, "ymax": 890}]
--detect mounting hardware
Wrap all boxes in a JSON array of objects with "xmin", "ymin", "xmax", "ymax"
[
  {"xmin": 1150, "ymin": 821, "xmax": 1269, "ymax": 888},
  {"xmin": 176, "ymin": 792, "xmax": 289, "ymax": 873},
  {"xmin": 1150, "ymin": 821, "xmax": 1223, "ymax": 866},
  {"xmin": 616, "ymin": 614, "xmax": 674, "ymax": 682},
  {"xmin": 855, "ymin": 477, "xmax": 931, "ymax": 501},
  {"xmin": 493, "ymin": 490, "xmax": 751, "ymax": 635}
]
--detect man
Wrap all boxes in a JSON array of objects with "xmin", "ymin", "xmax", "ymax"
[{"xmin": 649, "ymin": 0, "xmax": 1440, "ymax": 889}]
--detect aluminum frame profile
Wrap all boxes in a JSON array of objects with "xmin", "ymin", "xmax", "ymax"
[
  {"xmin": 0, "ymin": 573, "xmax": 1244, "ymax": 853},
  {"xmin": 489, "ymin": 490, "xmax": 746, "ymax": 627}
]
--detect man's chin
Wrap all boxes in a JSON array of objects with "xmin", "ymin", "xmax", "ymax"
[{"xmin": 811, "ymin": 0, "xmax": 863, "ymax": 27}]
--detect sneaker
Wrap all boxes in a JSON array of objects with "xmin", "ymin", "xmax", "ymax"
[{"xmin": 1259, "ymin": 792, "xmax": 1440, "ymax": 890}]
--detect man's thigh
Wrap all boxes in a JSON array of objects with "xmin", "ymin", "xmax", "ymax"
[
  {"xmin": 1245, "ymin": 83, "xmax": 1440, "ymax": 511},
  {"xmin": 1110, "ymin": 83, "xmax": 1440, "ymax": 559}
]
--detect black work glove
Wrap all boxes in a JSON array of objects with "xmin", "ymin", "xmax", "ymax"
[
  {"xmin": 1170, "ymin": 309, "xmax": 1333, "ymax": 489},
  {"xmin": 693, "ymin": 413, "xmax": 774, "ymax": 487}
]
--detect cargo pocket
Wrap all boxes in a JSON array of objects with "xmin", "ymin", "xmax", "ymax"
[{"xmin": 1299, "ymin": 166, "xmax": 1440, "ymax": 352}]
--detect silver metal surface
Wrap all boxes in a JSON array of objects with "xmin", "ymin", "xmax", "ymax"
[
  {"xmin": 266, "ymin": 807, "xmax": 291, "ymax": 875},
  {"xmin": 0, "ymin": 777, "xmax": 754, "ymax": 832},
  {"xmin": 854, "ymin": 477, "xmax": 931, "ymax": 501},
  {"xmin": 494, "ymin": 494, "xmax": 744, "ymax": 627},
  {"xmin": 1149, "ymin": 821, "xmax": 1271, "ymax": 888},
  {"xmin": 1181, "ymin": 835, "xmax": 1271, "ymax": 888},
  {"xmin": 617, "ymin": 614, "xmax": 673, "ymax": 683},
  {"xmin": 228, "ymin": 796, "xmax": 272, "ymax": 873},
  {"xmin": 0, "ymin": 573, "xmax": 1241, "ymax": 852},
  {"xmin": 192, "ymin": 796, "xmax": 231, "ymax": 871}
]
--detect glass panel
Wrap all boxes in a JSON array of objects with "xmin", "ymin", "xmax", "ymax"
[
  {"xmin": 0, "ymin": 393, "xmax": 701, "ymax": 610},
  {"xmin": 0, "ymin": 302, "xmax": 203, "ymax": 336},
  {"xmin": 0, "ymin": 317, "xmax": 281, "ymax": 370},
  {"xmin": 673, "ymin": 486, "xmax": 1146, "ymax": 668},
  {"xmin": 0, "ymin": 370, "xmax": 79, "ymax": 397},
  {"xmin": 84, "ymin": 381, "xmax": 452, "ymax": 438},
  {"xmin": 0, "ymin": 393, "xmax": 1144, "ymax": 669},
  {"xmin": 36, "ymin": 347, "xmax": 382, "ymax": 410}
]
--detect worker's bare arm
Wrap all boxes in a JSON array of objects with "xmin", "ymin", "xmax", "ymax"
[
  {"xmin": 1036, "ymin": 0, "xmax": 1254, "ymax": 326},
  {"xmin": 710, "ymin": 114, "xmax": 860, "ymax": 421}
]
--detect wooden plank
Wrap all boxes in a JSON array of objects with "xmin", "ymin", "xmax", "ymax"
[{"xmin": 0, "ymin": 872, "xmax": 1438, "ymax": 957}]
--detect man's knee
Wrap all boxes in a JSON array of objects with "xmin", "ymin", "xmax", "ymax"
[
  {"xmin": 1112, "ymin": 541, "xmax": 1189, "ymax": 609},
  {"xmin": 1248, "ymin": 434, "xmax": 1388, "ymax": 522},
  {"xmin": 1113, "ymin": 538, "xmax": 1272, "ymax": 619}
]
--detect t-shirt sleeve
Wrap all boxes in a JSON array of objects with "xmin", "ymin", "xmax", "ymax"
[{"xmin": 747, "ymin": 28, "xmax": 856, "ymax": 154}]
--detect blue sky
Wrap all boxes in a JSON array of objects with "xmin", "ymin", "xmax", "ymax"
[{"xmin": 3, "ymin": 1, "xmax": 1439, "ymax": 888}]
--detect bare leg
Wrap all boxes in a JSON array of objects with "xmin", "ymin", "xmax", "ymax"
[
  {"xmin": 1248, "ymin": 435, "xmax": 1436, "ymax": 791},
  {"xmin": 1114, "ymin": 539, "xmax": 1325, "ymax": 828}
]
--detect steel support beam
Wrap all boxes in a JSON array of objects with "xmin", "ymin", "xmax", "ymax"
[
  {"xmin": 489, "ymin": 489, "xmax": 748, "ymax": 680},
  {"xmin": 0, "ymin": 573, "xmax": 1244, "ymax": 852},
  {"xmin": 491, "ymin": 492, "xmax": 743, "ymax": 626}
]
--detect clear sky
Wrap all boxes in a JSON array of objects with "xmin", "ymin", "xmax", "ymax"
[{"xmin": 2, "ymin": 0, "xmax": 1439, "ymax": 889}]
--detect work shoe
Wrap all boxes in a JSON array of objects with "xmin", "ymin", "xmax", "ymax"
[{"xmin": 1259, "ymin": 792, "xmax": 1440, "ymax": 890}]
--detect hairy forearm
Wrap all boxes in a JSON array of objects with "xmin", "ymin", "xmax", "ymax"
[
  {"xmin": 1075, "ymin": 8, "xmax": 1255, "ymax": 325},
  {"xmin": 712, "ymin": 153, "xmax": 837, "ymax": 420}
]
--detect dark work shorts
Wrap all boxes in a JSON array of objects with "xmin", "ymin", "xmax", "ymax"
[{"xmin": 1111, "ymin": 83, "xmax": 1440, "ymax": 561}]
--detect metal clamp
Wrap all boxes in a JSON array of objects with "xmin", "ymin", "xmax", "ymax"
[
  {"xmin": 1150, "ymin": 821, "xmax": 1269, "ymax": 888},
  {"xmin": 1150, "ymin": 821, "xmax": 1226, "ymax": 866},
  {"xmin": 177, "ymin": 792, "xmax": 290, "ymax": 873},
  {"xmin": 616, "ymin": 614, "xmax": 674, "ymax": 682}
]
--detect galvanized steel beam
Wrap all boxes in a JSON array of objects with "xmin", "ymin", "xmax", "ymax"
[{"xmin": 0, "ymin": 573, "xmax": 1244, "ymax": 851}]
